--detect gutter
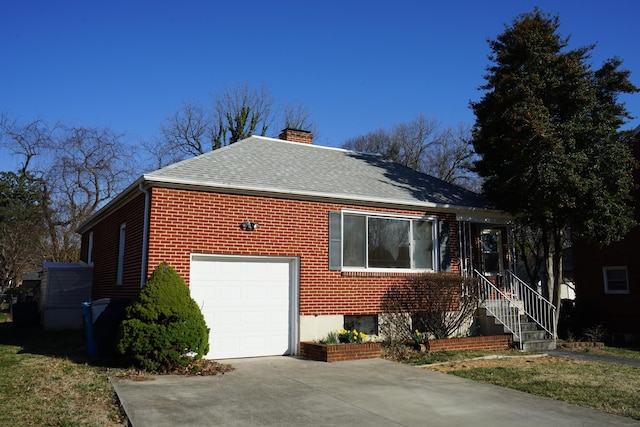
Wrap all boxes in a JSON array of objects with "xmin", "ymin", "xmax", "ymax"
[{"xmin": 142, "ymin": 175, "xmax": 513, "ymax": 223}]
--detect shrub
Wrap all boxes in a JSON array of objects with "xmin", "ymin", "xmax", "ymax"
[
  {"xmin": 318, "ymin": 330, "xmax": 339, "ymax": 344},
  {"xmin": 115, "ymin": 262, "xmax": 209, "ymax": 371},
  {"xmin": 380, "ymin": 272, "xmax": 480, "ymax": 344},
  {"xmin": 583, "ymin": 323, "xmax": 607, "ymax": 343}
]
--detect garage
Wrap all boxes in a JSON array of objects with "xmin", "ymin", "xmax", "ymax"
[{"xmin": 189, "ymin": 255, "xmax": 299, "ymax": 359}]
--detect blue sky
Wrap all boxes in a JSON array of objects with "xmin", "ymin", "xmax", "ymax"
[{"xmin": 1, "ymin": 1, "xmax": 639, "ymax": 172}]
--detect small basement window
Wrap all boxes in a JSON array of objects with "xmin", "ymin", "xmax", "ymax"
[
  {"xmin": 344, "ymin": 315, "xmax": 378, "ymax": 335},
  {"xmin": 603, "ymin": 266, "xmax": 629, "ymax": 294}
]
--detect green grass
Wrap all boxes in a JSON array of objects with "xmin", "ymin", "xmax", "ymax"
[
  {"xmin": 451, "ymin": 359, "xmax": 640, "ymax": 419},
  {"xmin": 410, "ymin": 346, "xmax": 640, "ymax": 420},
  {"xmin": 598, "ymin": 345, "xmax": 640, "ymax": 360},
  {"xmin": 404, "ymin": 349, "xmax": 531, "ymax": 365},
  {"xmin": 0, "ymin": 314, "xmax": 128, "ymax": 426}
]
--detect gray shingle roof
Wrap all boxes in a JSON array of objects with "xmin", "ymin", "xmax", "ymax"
[{"xmin": 145, "ymin": 136, "xmax": 492, "ymax": 211}]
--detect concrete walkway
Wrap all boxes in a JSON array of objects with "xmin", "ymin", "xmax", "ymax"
[{"xmin": 111, "ymin": 356, "xmax": 639, "ymax": 427}]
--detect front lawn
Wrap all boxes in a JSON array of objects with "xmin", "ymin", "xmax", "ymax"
[
  {"xmin": 412, "ymin": 347, "xmax": 640, "ymax": 420},
  {"xmin": 0, "ymin": 318, "xmax": 128, "ymax": 426},
  {"xmin": 4, "ymin": 308, "xmax": 640, "ymax": 424}
]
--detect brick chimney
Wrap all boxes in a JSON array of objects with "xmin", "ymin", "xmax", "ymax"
[{"xmin": 279, "ymin": 128, "xmax": 313, "ymax": 144}]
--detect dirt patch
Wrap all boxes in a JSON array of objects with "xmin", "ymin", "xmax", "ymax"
[
  {"xmin": 116, "ymin": 359, "xmax": 234, "ymax": 378},
  {"xmin": 421, "ymin": 354, "xmax": 573, "ymax": 373}
]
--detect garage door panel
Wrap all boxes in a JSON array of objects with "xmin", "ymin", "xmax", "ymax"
[{"xmin": 190, "ymin": 256, "xmax": 294, "ymax": 359}]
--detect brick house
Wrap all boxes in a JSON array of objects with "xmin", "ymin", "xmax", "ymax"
[
  {"xmin": 77, "ymin": 129, "xmax": 515, "ymax": 359},
  {"xmin": 572, "ymin": 127, "xmax": 640, "ymax": 342}
]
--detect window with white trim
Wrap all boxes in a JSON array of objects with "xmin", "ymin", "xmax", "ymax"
[
  {"xmin": 116, "ymin": 223, "xmax": 126, "ymax": 285},
  {"xmin": 329, "ymin": 211, "xmax": 440, "ymax": 271},
  {"xmin": 603, "ymin": 266, "xmax": 629, "ymax": 294},
  {"xmin": 87, "ymin": 231, "xmax": 94, "ymax": 265}
]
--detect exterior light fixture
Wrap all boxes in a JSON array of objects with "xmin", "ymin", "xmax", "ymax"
[{"xmin": 240, "ymin": 221, "xmax": 259, "ymax": 231}]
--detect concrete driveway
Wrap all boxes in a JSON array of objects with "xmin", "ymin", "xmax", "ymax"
[{"xmin": 111, "ymin": 356, "xmax": 639, "ymax": 427}]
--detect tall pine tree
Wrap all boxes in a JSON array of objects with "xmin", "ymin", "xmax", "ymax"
[{"xmin": 471, "ymin": 9, "xmax": 638, "ymax": 327}]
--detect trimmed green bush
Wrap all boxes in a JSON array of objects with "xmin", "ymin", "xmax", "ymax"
[{"xmin": 116, "ymin": 262, "xmax": 209, "ymax": 371}]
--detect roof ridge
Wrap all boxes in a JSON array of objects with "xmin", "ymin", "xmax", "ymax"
[
  {"xmin": 150, "ymin": 136, "xmax": 361, "ymax": 176},
  {"xmin": 245, "ymin": 135, "xmax": 354, "ymax": 154}
]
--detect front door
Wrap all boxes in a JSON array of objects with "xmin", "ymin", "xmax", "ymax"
[{"xmin": 479, "ymin": 228, "xmax": 503, "ymax": 275}]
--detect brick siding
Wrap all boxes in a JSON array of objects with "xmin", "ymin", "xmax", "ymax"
[
  {"xmin": 83, "ymin": 185, "xmax": 461, "ymax": 314},
  {"xmin": 299, "ymin": 341, "xmax": 382, "ymax": 362},
  {"xmin": 85, "ymin": 193, "xmax": 146, "ymax": 300},
  {"xmin": 427, "ymin": 335, "xmax": 512, "ymax": 352}
]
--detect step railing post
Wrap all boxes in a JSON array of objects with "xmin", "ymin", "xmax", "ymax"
[
  {"xmin": 475, "ymin": 270, "xmax": 522, "ymax": 347},
  {"xmin": 504, "ymin": 271, "xmax": 557, "ymax": 340}
]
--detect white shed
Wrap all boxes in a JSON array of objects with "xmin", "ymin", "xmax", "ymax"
[{"xmin": 39, "ymin": 262, "xmax": 93, "ymax": 330}]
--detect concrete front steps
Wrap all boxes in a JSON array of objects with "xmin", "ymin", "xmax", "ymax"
[{"xmin": 476, "ymin": 305, "xmax": 556, "ymax": 352}]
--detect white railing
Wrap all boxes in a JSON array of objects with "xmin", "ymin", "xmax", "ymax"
[
  {"xmin": 474, "ymin": 270, "xmax": 522, "ymax": 345},
  {"xmin": 503, "ymin": 271, "xmax": 557, "ymax": 339}
]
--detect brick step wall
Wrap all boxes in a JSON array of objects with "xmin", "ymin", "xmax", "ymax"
[
  {"xmin": 427, "ymin": 335, "xmax": 513, "ymax": 352},
  {"xmin": 300, "ymin": 341, "xmax": 382, "ymax": 362}
]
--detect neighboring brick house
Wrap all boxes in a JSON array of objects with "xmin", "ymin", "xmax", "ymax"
[
  {"xmin": 77, "ymin": 129, "xmax": 512, "ymax": 359},
  {"xmin": 572, "ymin": 127, "xmax": 640, "ymax": 342}
]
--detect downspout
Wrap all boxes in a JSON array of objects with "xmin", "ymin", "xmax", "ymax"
[
  {"xmin": 138, "ymin": 182, "xmax": 150, "ymax": 288},
  {"xmin": 458, "ymin": 221, "xmax": 464, "ymax": 276}
]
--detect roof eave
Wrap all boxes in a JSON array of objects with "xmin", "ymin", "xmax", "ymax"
[
  {"xmin": 76, "ymin": 176, "xmax": 145, "ymax": 234},
  {"xmin": 143, "ymin": 175, "xmax": 512, "ymax": 223},
  {"xmin": 77, "ymin": 175, "xmax": 512, "ymax": 235}
]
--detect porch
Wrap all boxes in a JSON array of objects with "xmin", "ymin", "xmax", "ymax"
[{"xmin": 458, "ymin": 220, "xmax": 557, "ymax": 351}]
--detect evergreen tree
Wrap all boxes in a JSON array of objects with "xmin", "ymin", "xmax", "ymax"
[
  {"xmin": 0, "ymin": 172, "xmax": 47, "ymax": 292},
  {"xmin": 471, "ymin": 9, "xmax": 638, "ymax": 327},
  {"xmin": 116, "ymin": 262, "xmax": 209, "ymax": 371}
]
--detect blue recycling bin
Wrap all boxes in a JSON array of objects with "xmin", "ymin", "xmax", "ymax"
[
  {"xmin": 82, "ymin": 302, "xmax": 97, "ymax": 356},
  {"xmin": 82, "ymin": 299, "xmax": 130, "ymax": 357}
]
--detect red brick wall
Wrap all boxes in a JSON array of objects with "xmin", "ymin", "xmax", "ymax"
[
  {"xmin": 144, "ymin": 187, "xmax": 460, "ymax": 316},
  {"xmin": 299, "ymin": 341, "xmax": 382, "ymax": 362},
  {"xmin": 83, "ymin": 193, "xmax": 146, "ymax": 300},
  {"xmin": 279, "ymin": 129, "xmax": 313, "ymax": 144},
  {"xmin": 83, "ymin": 185, "xmax": 463, "ymax": 313},
  {"xmin": 299, "ymin": 336, "xmax": 510, "ymax": 361},
  {"xmin": 571, "ymin": 132, "xmax": 640, "ymax": 337},
  {"xmin": 427, "ymin": 335, "xmax": 512, "ymax": 352},
  {"xmin": 573, "ymin": 230, "xmax": 640, "ymax": 336}
]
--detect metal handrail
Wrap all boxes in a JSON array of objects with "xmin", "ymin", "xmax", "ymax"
[
  {"xmin": 474, "ymin": 270, "xmax": 522, "ymax": 347},
  {"xmin": 503, "ymin": 271, "xmax": 557, "ymax": 339}
]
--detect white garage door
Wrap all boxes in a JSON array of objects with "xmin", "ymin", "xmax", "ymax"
[{"xmin": 190, "ymin": 255, "xmax": 297, "ymax": 359}]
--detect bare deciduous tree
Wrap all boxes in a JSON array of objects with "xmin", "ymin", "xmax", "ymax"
[
  {"xmin": 150, "ymin": 82, "xmax": 317, "ymax": 167},
  {"xmin": 380, "ymin": 273, "xmax": 481, "ymax": 343},
  {"xmin": 0, "ymin": 113, "xmax": 51, "ymax": 175},
  {"xmin": 158, "ymin": 101, "xmax": 212, "ymax": 159},
  {"xmin": 212, "ymin": 82, "xmax": 274, "ymax": 148},
  {"xmin": 342, "ymin": 115, "xmax": 480, "ymax": 190},
  {"xmin": 282, "ymin": 102, "xmax": 318, "ymax": 137},
  {"xmin": 423, "ymin": 123, "xmax": 480, "ymax": 191},
  {"xmin": 44, "ymin": 126, "xmax": 136, "ymax": 261},
  {"xmin": 1, "ymin": 116, "xmax": 136, "ymax": 263}
]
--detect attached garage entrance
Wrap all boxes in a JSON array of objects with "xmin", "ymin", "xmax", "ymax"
[{"xmin": 189, "ymin": 255, "xmax": 299, "ymax": 359}]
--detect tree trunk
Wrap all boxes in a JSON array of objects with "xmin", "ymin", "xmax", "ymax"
[{"xmin": 542, "ymin": 226, "xmax": 563, "ymax": 337}]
